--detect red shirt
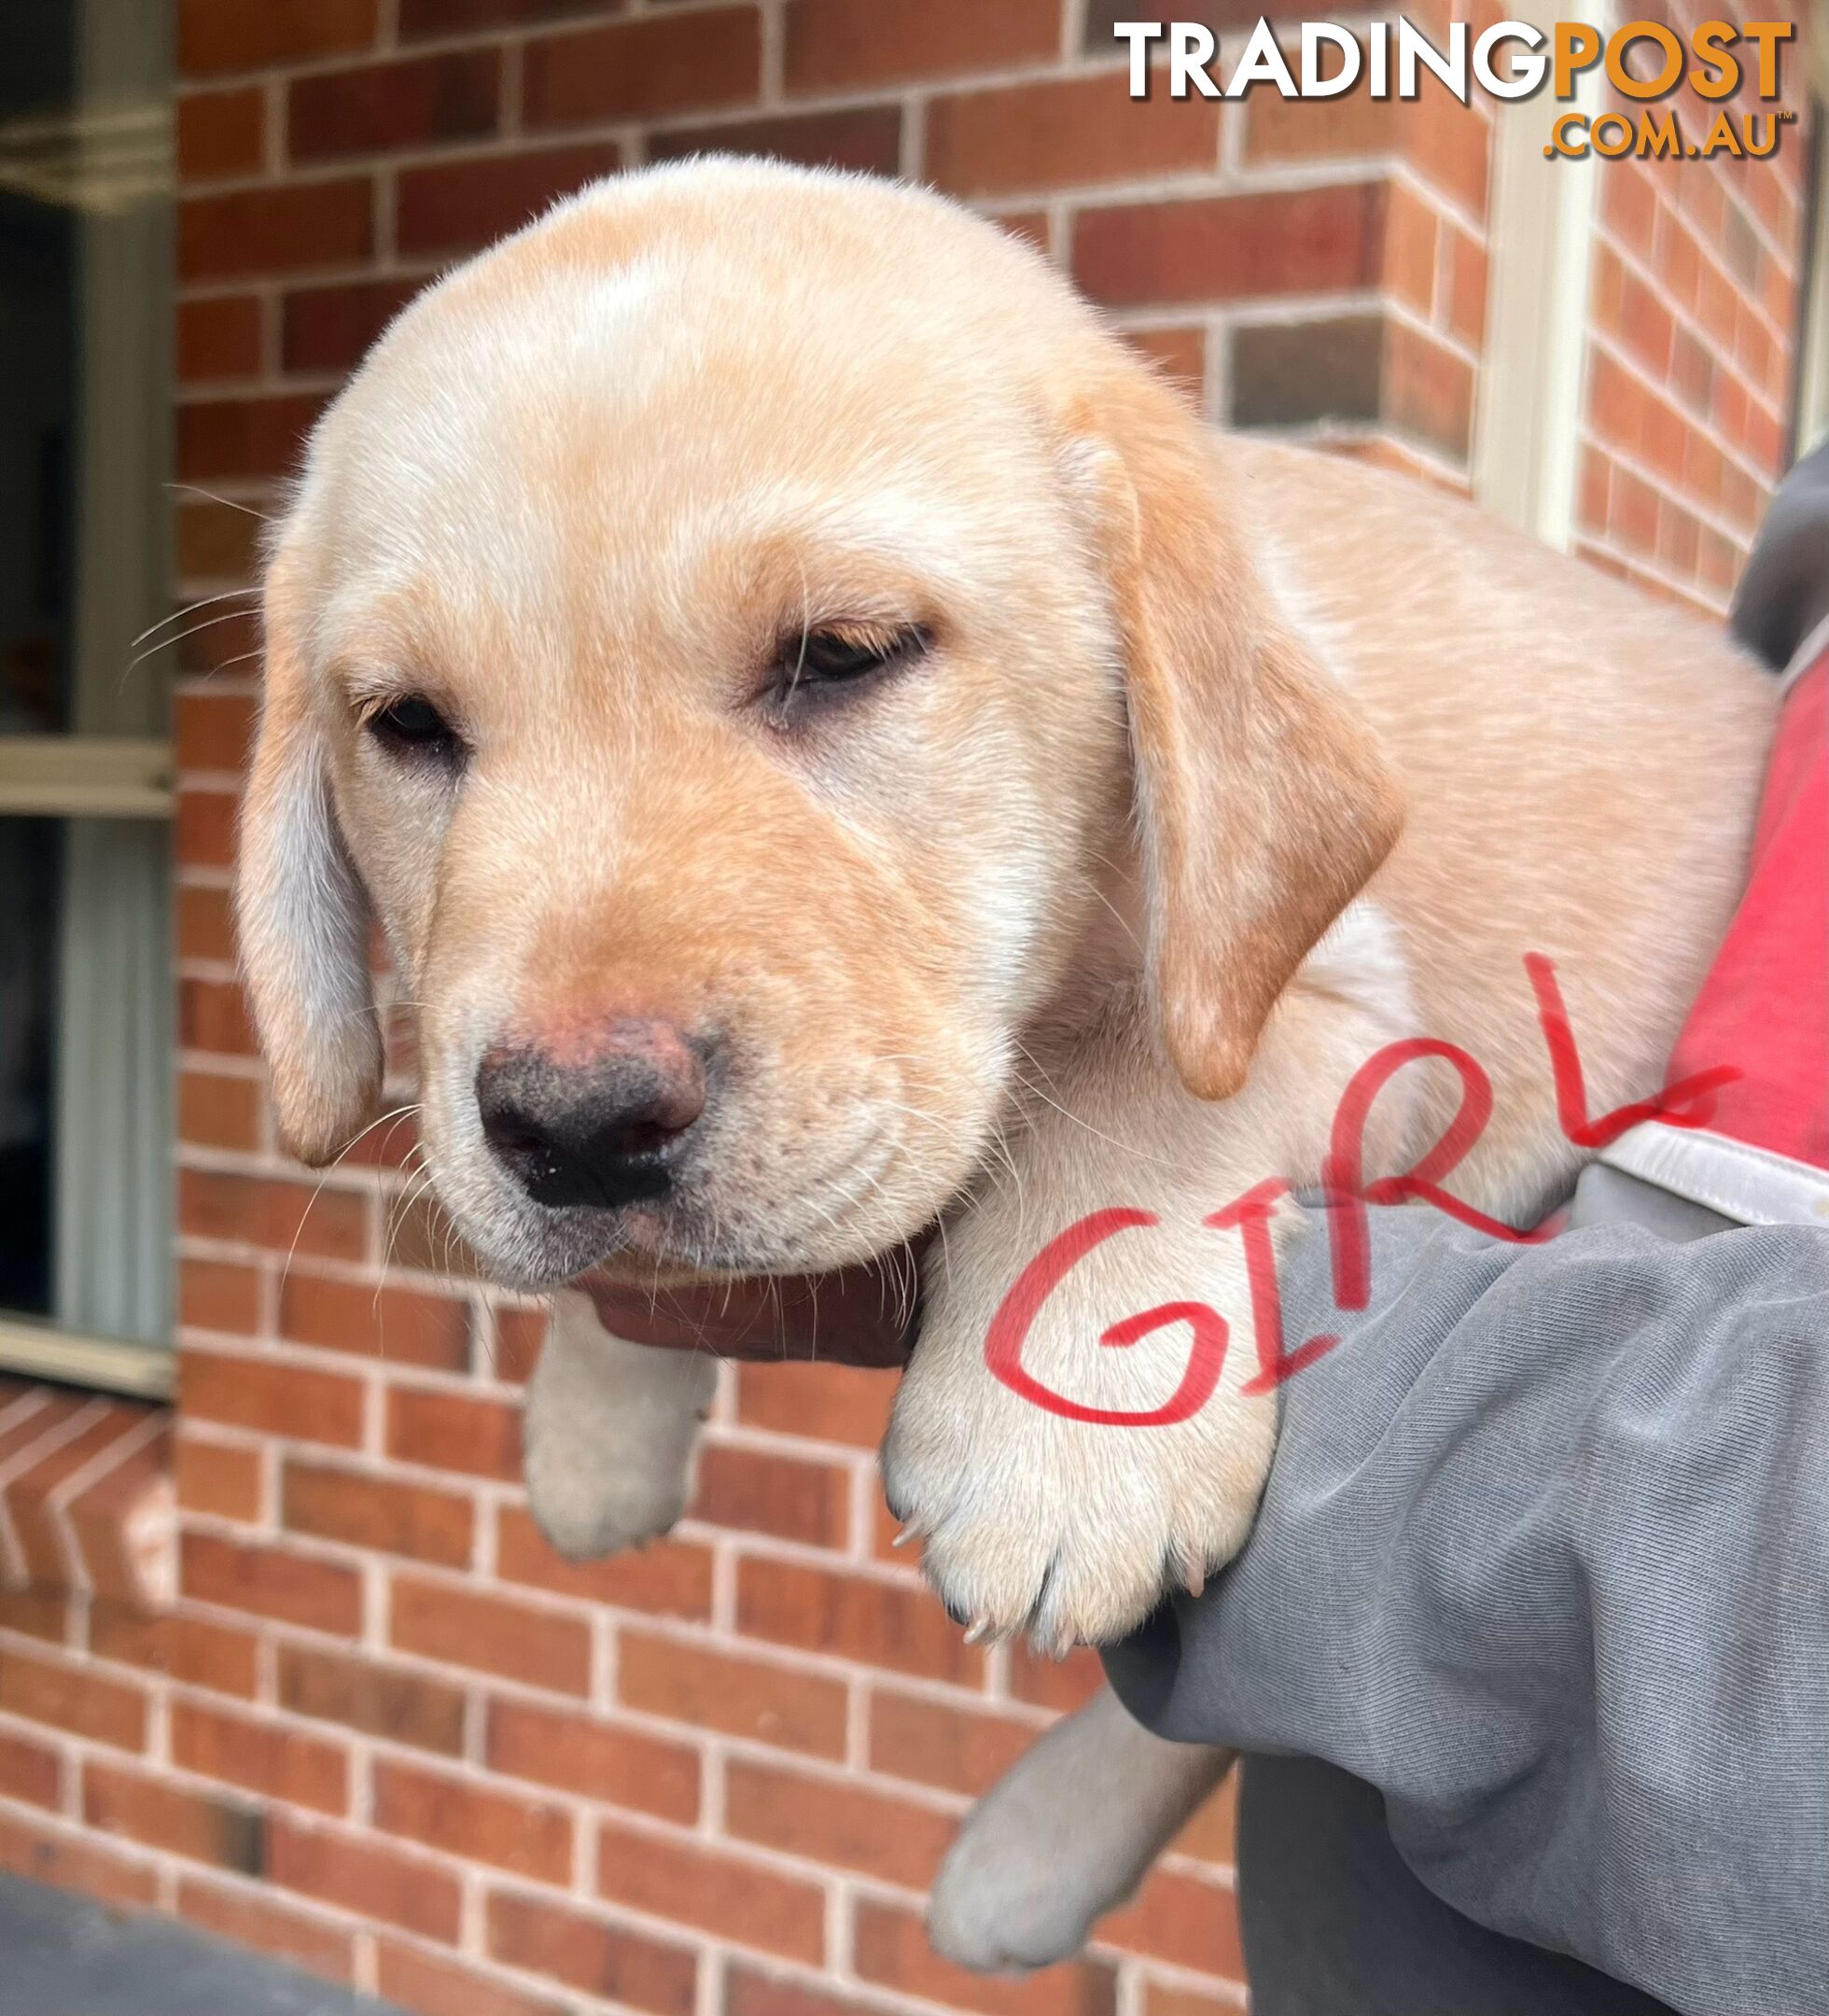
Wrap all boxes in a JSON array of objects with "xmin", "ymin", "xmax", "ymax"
[{"xmin": 1601, "ymin": 644, "xmax": 1829, "ymax": 1225}]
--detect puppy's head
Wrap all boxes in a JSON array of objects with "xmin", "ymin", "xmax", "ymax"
[{"xmin": 237, "ymin": 161, "xmax": 1400, "ymax": 1289}]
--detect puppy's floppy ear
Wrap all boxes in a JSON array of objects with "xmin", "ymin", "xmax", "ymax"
[
  {"xmin": 1069, "ymin": 374, "xmax": 1404, "ymax": 1100},
  {"xmin": 235, "ymin": 545, "xmax": 382, "ymax": 1166}
]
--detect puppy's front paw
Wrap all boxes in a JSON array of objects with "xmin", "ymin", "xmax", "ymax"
[
  {"xmin": 522, "ymin": 1293, "xmax": 717, "ymax": 1561},
  {"xmin": 881, "ymin": 1235, "xmax": 1277, "ymax": 1648}
]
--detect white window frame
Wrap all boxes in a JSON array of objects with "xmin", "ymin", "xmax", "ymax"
[{"xmin": 1473, "ymin": 2, "xmax": 1607, "ymax": 548}]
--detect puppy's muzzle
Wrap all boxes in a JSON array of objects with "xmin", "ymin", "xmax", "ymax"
[{"xmin": 477, "ymin": 1020, "xmax": 710, "ymax": 1211}]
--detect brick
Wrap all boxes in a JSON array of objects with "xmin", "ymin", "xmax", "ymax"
[
  {"xmin": 5, "ymin": 1402, "xmax": 147, "ymax": 1587},
  {"xmin": 375, "ymin": 1757, "xmax": 572, "ymax": 1884},
  {"xmin": 0, "ymin": 1585, "xmax": 74, "ymax": 1650},
  {"xmin": 279, "ymin": 1275, "xmax": 469, "ymax": 1371},
  {"xmin": 179, "ymin": 393, "xmax": 326, "ymax": 483},
  {"xmin": 270, "ymin": 1816, "xmax": 464, "ymax": 1942},
  {"xmin": 282, "ymin": 278, "xmax": 424, "ymax": 374},
  {"xmin": 402, "ymin": 0, "xmax": 606, "ymax": 29},
  {"xmin": 852, "ymin": 1897, "xmax": 1118, "ymax": 2016},
  {"xmin": 486, "ymin": 1891, "xmax": 698, "ymax": 2013},
  {"xmin": 177, "ymin": 951, "xmax": 254, "ymax": 1040},
  {"xmin": 1123, "ymin": 326, "xmax": 1207, "ymax": 393},
  {"xmin": 1243, "ymin": 74, "xmax": 1401, "ymax": 163},
  {"xmin": 649, "ymin": 107, "xmax": 901, "ymax": 177},
  {"xmin": 598, "ymin": 1819, "xmax": 825, "ymax": 1963},
  {"xmin": 1384, "ymin": 321, "xmax": 1474, "ymax": 461},
  {"xmin": 1230, "ymin": 315, "xmax": 1385, "ymax": 432},
  {"xmin": 734, "ymin": 1363, "xmax": 892, "ymax": 1449},
  {"xmin": 174, "ymin": 1435, "xmax": 263, "ymax": 1521},
  {"xmin": 0, "ymin": 1811, "xmax": 158, "ymax": 1911},
  {"xmin": 1444, "ymin": 229, "xmax": 1488, "ymax": 350},
  {"xmin": 867, "ymin": 1689, "xmax": 1037, "ymax": 1799},
  {"xmin": 1074, "ymin": 184, "xmax": 1387, "ymax": 309},
  {"xmin": 725, "ymin": 1966, "xmax": 903, "ymax": 2016},
  {"xmin": 390, "ymin": 1574, "xmax": 592, "ymax": 1694},
  {"xmin": 785, "ymin": 0, "xmax": 1059, "ymax": 92},
  {"xmin": 181, "ymin": 1350, "xmax": 366, "ymax": 1448},
  {"xmin": 377, "ymin": 1939, "xmax": 570, "ymax": 2016},
  {"xmin": 1007, "ymin": 1642, "xmax": 1104, "ymax": 1714},
  {"xmin": 496, "ymin": 1506, "xmax": 713, "ymax": 1620},
  {"xmin": 178, "ymin": 1875, "xmax": 356, "ymax": 1984},
  {"xmin": 178, "ymin": 499, "xmax": 260, "ymax": 580},
  {"xmin": 386, "ymin": 1386, "xmax": 520, "ymax": 1480},
  {"xmin": 178, "ymin": 1257, "xmax": 260, "ymax": 1337},
  {"xmin": 0, "ymin": 1589, "xmax": 71, "ymax": 1653},
  {"xmin": 290, "ymin": 51, "xmax": 501, "ymax": 163},
  {"xmin": 398, "ymin": 143, "xmax": 621, "ymax": 259},
  {"xmin": 1082, "ymin": 0, "xmax": 1246, "ymax": 51},
  {"xmin": 179, "ymin": 0, "xmax": 379, "ymax": 75},
  {"xmin": 178, "ymin": 87, "xmax": 264, "ymax": 181},
  {"xmin": 81, "ymin": 1760, "xmax": 264, "ymax": 1873},
  {"xmin": 736, "ymin": 1558, "xmax": 979, "ymax": 1685},
  {"xmin": 172, "ymin": 1698, "xmax": 349, "ymax": 1815},
  {"xmin": 0, "ymin": 1646, "xmax": 147, "ymax": 1751},
  {"xmin": 65, "ymin": 1435, "xmax": 176, "ymax": 1612},
  {"xmin": 283, "ymin": 1460, "xmax": 474, "ymax": 1567},
  {"xmin": 179, "ymin": 1070, "xmax": 263, "ymax": 1152},
  {"xmin": 726, "ymin": 1757, "xmax": 954, "ymax": 1890},
  {"xmin": 928, "ymin": 73, "xmax": 1218, "ymax": 198},
  {"xmin": 175, "ymin": 791, "xmax": 238, "ymax": 874},
  {"xmin": 176, "ymin": 883, "xmax": 238, "ymax": 968},
  {"xmin": 180, "ymin": 181, "xmax": 373, "ymax": 282},
  {"xmin": 89, "ymin": 1605, "xmax": 261, "ymax": 1698},
  {"xmin": 0, "ymin": 1729, "xmax": 61, "ymax": 1810},
  {"xmin": 0, "ymin": 1589, "xmax": 68, "ymax": 1646},
  {"xmin": 177, "ymin": 601, "xmax": 261, "ymax": 676},
  {"xmin": 524, "ymin": 11, "xmax": 760, "ymax": 127},
  {"xmin": 278, "ymin": 1644, "xmax": 468, "ymax": 1756},
  {"xmin": 691, "ymin": 1443, "xmax": 847, "ymax": 1548},
  {"xmin": 183, "ymin": 1531, "xmax": 364, "ymax": 1635},
  {"xmin": 176, "ymin": 687, "xmax": 257, "ymax": 772},
  {"xmin": 618, "ymin": 1630, "xmax": 845, "ymax": 1760},
  {"xmin": 178, "ymin": 1169, "xmax": 370, "ymax": 1259},
  {"xmin": 1142, "ymin": 1984, "xmax": 1241, "ymax": 2016},
  {"xmin": 1099, "ymin": 1865, "xmax": 1245, "ymax": 1979},
  {"xmin": 486, "ymin": 1699, "xmax": 700, "ymax": 1821},
  {"xmin": 490, "ymin": 1307, "xmax": 546, "ymax": 1384},
  {"xmin": 0, "ymin": 1391, "xmax": 80, "ymax": 1466}
]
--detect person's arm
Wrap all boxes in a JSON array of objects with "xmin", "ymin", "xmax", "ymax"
[{"xmin": 1103, "ymin": 1200, "xmax": 1829, "ymax": 2016}]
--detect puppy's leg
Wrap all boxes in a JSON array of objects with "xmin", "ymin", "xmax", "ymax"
[
  {"xmin": 885, "ymin": 913, "xmax": 1420, "ymax": 1647},
  {"xmin": 523, "ymin": 1289, "xmax": 716, "ymax": 1560},
  {"xmin": 929, "ymin": 1687, "xmax": 1233, "ymax": 1971}
]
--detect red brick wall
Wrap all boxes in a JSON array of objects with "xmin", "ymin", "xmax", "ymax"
[
  {"xmin": 1573, "ymin": 1, "xmax": 1810, "ymax": 610},
  {"xmin": 0, "ymin": 4, "xmax": 1815, "ymax": 2014}
]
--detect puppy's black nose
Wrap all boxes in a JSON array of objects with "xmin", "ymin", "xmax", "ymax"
[{"xmin": 477, "ymin": 1021, "xmax": 709, "ymax": 1210}]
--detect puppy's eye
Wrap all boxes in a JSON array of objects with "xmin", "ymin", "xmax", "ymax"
[
  {"xmin": 366, "ymin": 693, "xmax": 463, "ymax": 763},
  {"xmin": 775, "ymin": 623, "xmax": 928, "ymax": 703}
]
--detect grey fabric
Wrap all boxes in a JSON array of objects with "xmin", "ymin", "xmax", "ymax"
[
  {"xmin": 1731, "ymin": 434, "xmax": 1829, "ymax": 671},
  {"xmin": 1104, "ymin": 1199, "xmax": 1829, "ymax": 2016}
]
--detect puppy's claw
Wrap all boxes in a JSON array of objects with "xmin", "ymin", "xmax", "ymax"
[
  {"xmin": 890, "ymin": 1526, "xmax": 919, "ymax": 1549},
  {"xmin": 1182, "ymin": 1560, "xmax": 1207, "ymax": 1602},
  {"xmin": 960, "ymin": 1617, "xmax": 990, "ymax": 1645}
]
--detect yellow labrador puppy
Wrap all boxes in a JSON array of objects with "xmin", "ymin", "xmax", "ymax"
[{"xmin": 237, "ymin": 161, "xmax": 1772, "ymax": 1968}]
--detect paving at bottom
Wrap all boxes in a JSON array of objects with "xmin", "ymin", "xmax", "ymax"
[{"xmin": 0, "ymin": 1872, "xmax": 398, "ymax": 2015}]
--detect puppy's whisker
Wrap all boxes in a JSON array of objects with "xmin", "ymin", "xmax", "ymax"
[
  {"xmin": 127, "ymin": 585, "xmax": 258, "ymax": 653},
  {"xmin": 166, "ymin": 482, "xmax": 276, "ymax": 525}
]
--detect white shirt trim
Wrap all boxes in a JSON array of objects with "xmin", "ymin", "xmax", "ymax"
[
  {"xmin": 1779, "ymin": 616, "xmax": 1829, "ymax": 697},
  {"xmin": 1599, "ymin": 1124, "xmax": 1829, "ymax": 1228}
]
